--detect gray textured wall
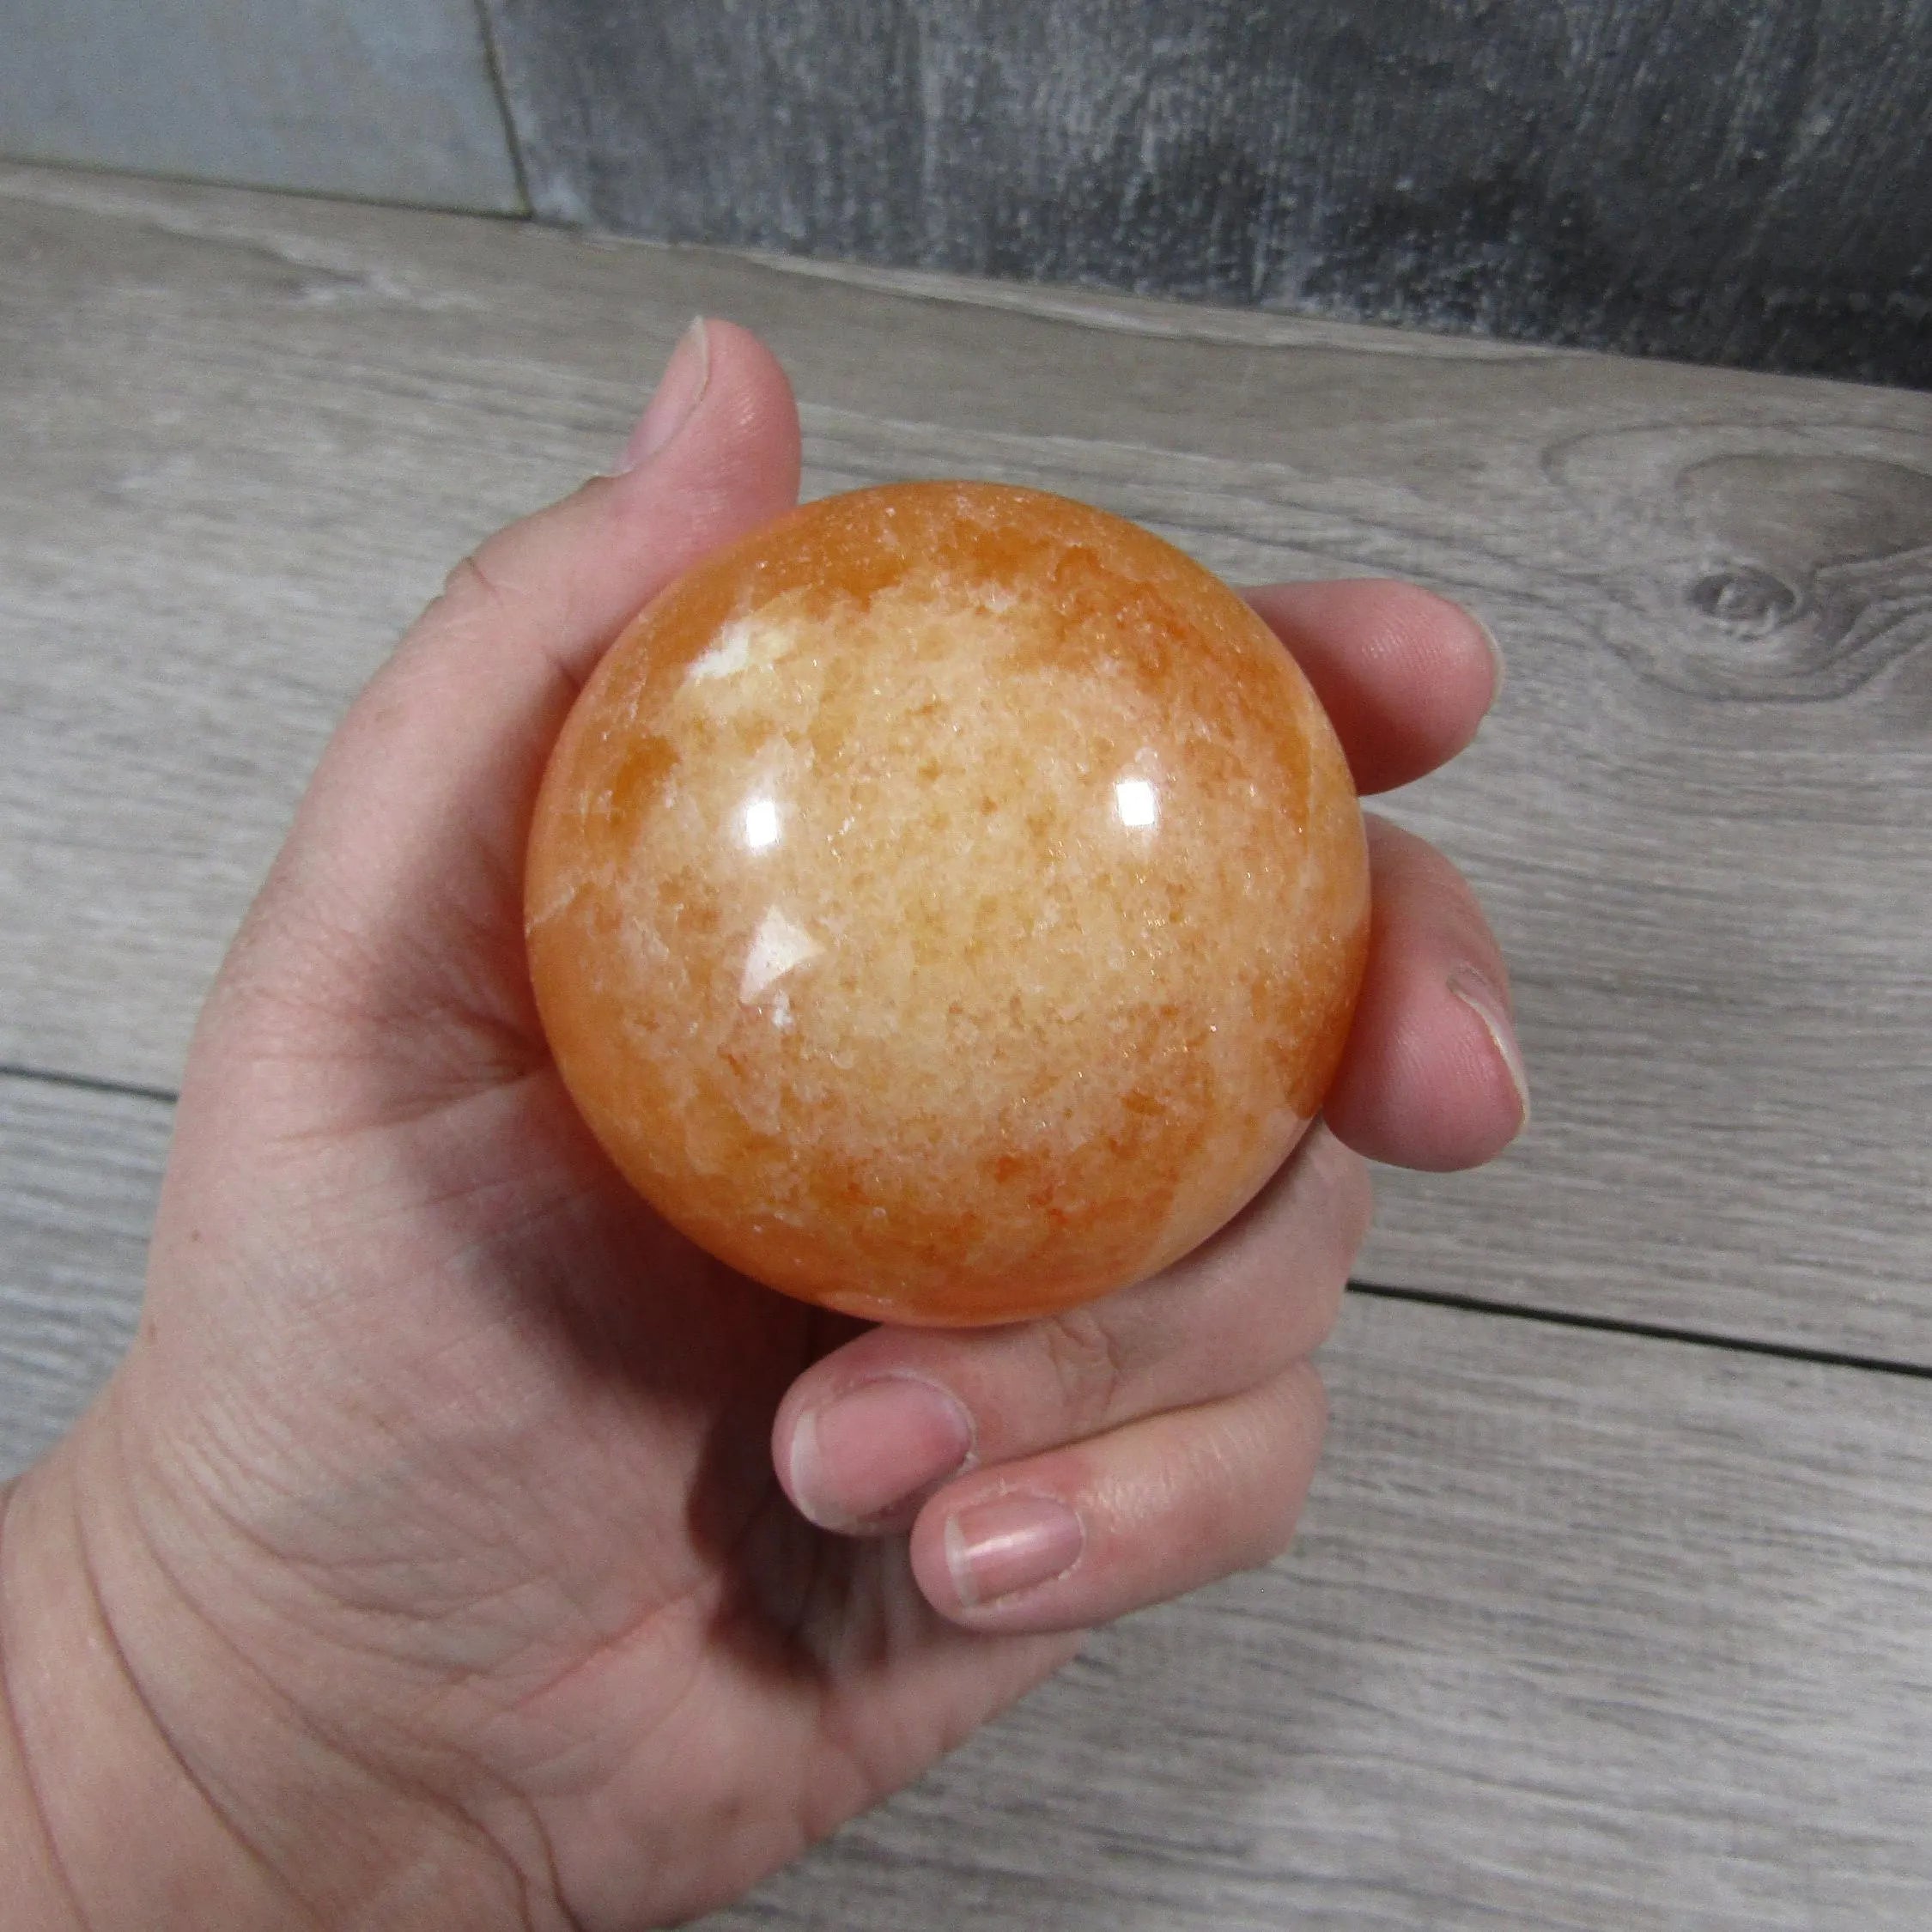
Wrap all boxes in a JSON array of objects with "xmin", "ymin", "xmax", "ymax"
[
  {"xmin": 3, "ymin": 0, "xmax": 1928, "ymax": 385},
  {"xmin": 0, "ymin": 0, "xmax": 521, "ymax": 210},
  {"xmin": 481, "ymin": 0, "xmax": 1932, "ymax": 388}
]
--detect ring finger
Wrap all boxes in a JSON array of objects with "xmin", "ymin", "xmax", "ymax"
[{"xmin": 910, "ymin": 1358, "xmax": 1328, "ymax": 1631}]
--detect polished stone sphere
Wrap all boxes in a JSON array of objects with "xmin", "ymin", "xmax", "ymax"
[{"xmin": 526, "ymin": 482, "xmax": 1369, "ymax": 1325}]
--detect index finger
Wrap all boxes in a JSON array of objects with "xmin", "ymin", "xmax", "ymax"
[{"xmin": 1244, "ymin": 580, "xmax": 1504, "ymax": 795}]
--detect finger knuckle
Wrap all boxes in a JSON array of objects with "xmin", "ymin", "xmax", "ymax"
[
  {"xmin": 1188, "ymin": 1145, "xmax": 1361, "ymax": 1370},
  {"xmin": 1291, "ymin": 1360, "xmax": 1331, "ymax": 1442},
  {"xmin": 430, "ymin": 548, "xmax": 513, "ymax": 633},
  {"xmin": 1039, "ymin": 1303, "xmax": 1132, "ymax": 1433},
  {"xmin": 1241, "ymin": 1503, "xmax": 1302, "ymax": 1572},
  {"xmin": 1238, "ymin": 1245, "xmax": 1344, "ymax": 1365},
  {"xmin": 1241, "ymin": 1378, "xmax": 1327, "ymax": 1568},
  {"xmin": 1305, "ymin": 1127, "xmax": 1375, "ymax": 1264},
  {"xmin": 1222, "ymin": 1463, "xmax": 1303, "ymax": 1573},
  {"xmin": 1291, "ymin": 1267, "xmax": 1348, "ymax": 1360}
]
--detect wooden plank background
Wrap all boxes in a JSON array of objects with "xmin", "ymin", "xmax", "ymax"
[
  {"xmin": 3, "ymin": 163, "xmax": 1929, "ymax": 1363},
  {"xmin": 480, "ymin": 0, "xmax": 1932, "ymax": 388},
  {"xmin": 0, "ymin": 0, "xmax": 522, "ymax": 211},
  {"xmin": 3, "ymin": 165, "xmax": 1931, "ymax": 1924}
]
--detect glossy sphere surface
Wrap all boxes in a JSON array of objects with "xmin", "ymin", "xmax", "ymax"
[{"xmin": 526, "ymin": 483, "xmax": 1369, "ymax": 1325}]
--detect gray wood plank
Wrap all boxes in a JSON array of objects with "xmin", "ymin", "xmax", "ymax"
[
  {"xmin": 708, "ymin": 1292, "xmax": 1932, "ymax": 1929},
  {"xmin": 6, "ymin": 1074, "xmax": 1929, "ymax": 1928},
  {"xmin": 2, "ymin": 165, "xmax": 1929, "ymax": 1363},
  {"xmin": 480, "ymin": 0, "xmax": 1932, "ymax": 388},
  {"xmin": 0, "ymin": 1077, "xmax": 162, "ymax": 1476},
  {"xmin": 0, "ymin": 0, "xmax": 522, "ymax": 213}
]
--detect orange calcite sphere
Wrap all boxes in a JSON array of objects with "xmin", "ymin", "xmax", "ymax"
[{"xmin": 526, "ymin": 483, "xmax": 1369, "ymax": 1326}]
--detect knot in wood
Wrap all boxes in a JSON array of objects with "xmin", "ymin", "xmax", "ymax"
[{"xmin": 1686, "ymin": 565, "xmax": 1801, "ymax": 636}]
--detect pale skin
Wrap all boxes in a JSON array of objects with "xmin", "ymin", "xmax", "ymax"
[{"xmin": 0, "ymin": 319, "xmax": 1528, "ymax": 1929}]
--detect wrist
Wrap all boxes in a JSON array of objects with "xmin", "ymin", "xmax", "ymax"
[
  {"xmin": 1, "ymin": 1394, "xmax": 526, "ymax": 1930},
  {"xmin": 0, "ymin": 1485, "xmax": 82, "ymax": 1930},
  {"xmin": 2, "ymin": 1415, "xmax": 303, "ymax": 1927}
]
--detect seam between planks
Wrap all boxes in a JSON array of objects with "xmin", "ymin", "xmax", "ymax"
[
  {"xmin": 1349, "ymin": 1280, "xmax": 1932, "ymax": 1382},
  {"xmin": 0, "ymin": 1064, "xmax": 179, "ymax": 1109},
  {"xmin": 7, "ymin": 1063, "xmax": 1931, "ymax": 1386}
]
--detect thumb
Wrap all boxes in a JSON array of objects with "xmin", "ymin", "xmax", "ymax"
[{"xmin": 206, "ymin": 318, "xmax": 803, "ymax": 1112}]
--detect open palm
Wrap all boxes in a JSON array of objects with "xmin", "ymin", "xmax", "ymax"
[{"xmin": 46, "ymin": 322, "xmax": 1525, "ymax": 1929}]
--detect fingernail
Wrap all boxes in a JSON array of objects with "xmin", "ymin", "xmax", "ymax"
[
  {"xmin": 619, "ymin": 317, "xmax": 709, "ymax": 471},
  {"xmin": 944, "ymin": 1495, "xmax": 1085, "ymax": 1609},
  {"xmin": 1449, "ymin": 965, "xmax": 1531, "ymax": 1133},
  {"xmin": 1474, "ymin": 615, "xmax": 1507, "ymax": 702},
  {"xmin": 788, "ymin": 1376, "xmax": 975, "ymax": 1531}
]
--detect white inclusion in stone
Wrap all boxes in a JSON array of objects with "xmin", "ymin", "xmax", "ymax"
[
  {"xmin": 1115, "ymin": 776, "xmax": 1159, "ymax": 829},
  {"xmin": 686, "ymin": 613, "xmax": 797, "ymax": 685},
  {"xmin": 740, "ymin": 905, "xmax": 823, "ymax": 1002},
  {"xmin": 742, "ymin": 796, "xmax": 781, "ymax": 850},
  {"xmin": 685, "ymin": 617, "xmax": 760, "ymax": 683}
]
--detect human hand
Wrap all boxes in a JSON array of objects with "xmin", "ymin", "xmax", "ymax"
[{"xmin": 1, "ymin": 320, "xmax": 1524, "ymax": 1929}]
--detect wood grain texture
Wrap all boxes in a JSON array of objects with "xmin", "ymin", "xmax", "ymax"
[
  {"xmin": 0, "ymin": 0, "xmax": 523, "ymax": 212},
  {"xmin": 480, "ymin": 0, "xmax": 1932, "ymax": 388},
  {"xmin": 5, "ymin": 1079, "xmax": 1929, "ymax": 1927},
  {"xmin": 2, "ymin": 166, "xmax": 1929, "ymax": 1365},
  {"xmin": 0, "ymin": 1078, "xmax": 163, "ymax": 1477}
]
